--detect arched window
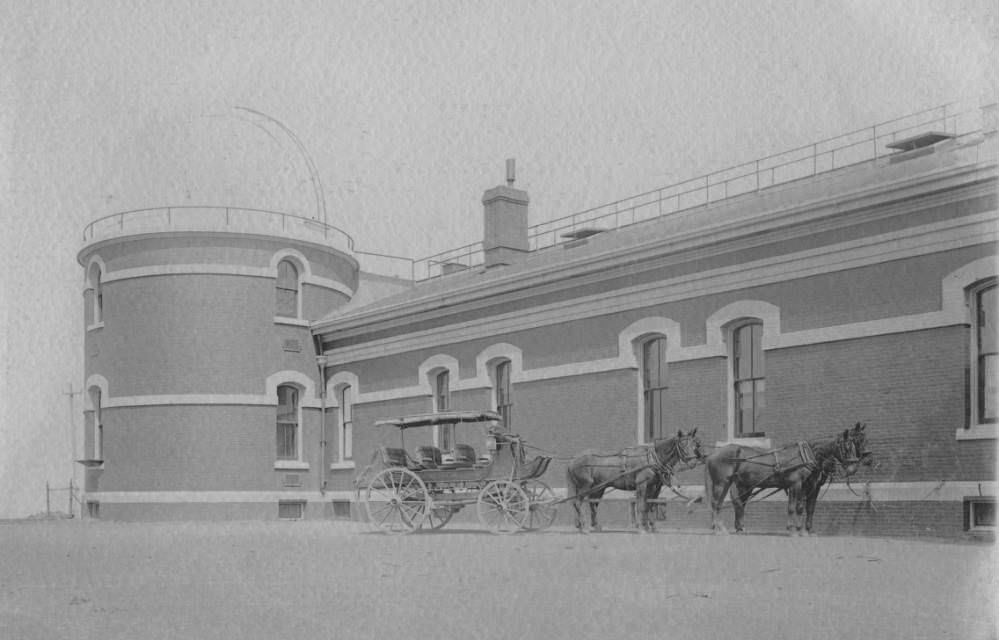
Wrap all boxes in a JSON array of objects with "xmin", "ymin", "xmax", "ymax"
[
  {"xmin": 642, "ymin": 336, "xmax": 668, "ymax": 442},
  {"xmin": 276, "ymin": 384, "xmax": 300, "ymax": 460},
  {"xmin": 732, "ymin": 321, "xmax": 765, "ymax": 437},
  {"xmin": 90, "ymin": 387, "xmax": 103, "ymax": 460},
  {"xmin": 88, "ymin": 263, "xmax": 103, "ymax": 325},
  {"xmin": 494, "ymin": 360, "xmax": 512, "ymax": 429},
  {"xmin": 972, "ymin": 280, "xmax": 997, "ymax": 426},
  {"xmin": 275, "ymin": 260, "xmax": 299, "ymax": 318},
  {"xmin": 338, "ymin": 384, "xmax": 353, "ymax": 462},
  {"xmin": 434, "ymin": 370, "xmax": 452, "ymax": 450}
]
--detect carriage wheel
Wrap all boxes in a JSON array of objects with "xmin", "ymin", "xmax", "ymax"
[
  {"xmin": 421, "ymin": 505, "xmax": 454, "ymax": 530},
  {"xmin": 364, "ymin": 468, "xmax": 429, "ymax": 534},
  {"xmin": 477, "ymin": 480, "xmax": 529, "ymax": 534},
  {"xmin": 522, "ymin": 479, "xmax": 558, "ymax": 531}
]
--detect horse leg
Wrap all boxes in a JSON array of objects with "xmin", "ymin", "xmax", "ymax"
[
  {"xmin": 568, "ymin": 471, "xmax": 585, "ymax": 533},
  {"xmin": 589, "ymin": 489, "xmax": 604, "ymax": 532},
  {"xmin": 804, "ymin": 478, "xmax": 822, "ymax": 536},
  {"xmin": 730, "ymin": 485, "xmax": 750, "ymax": 533},
  {"xmin": 705, "ymin": 467, "xmax": 729, "ymax": 535},
  {"xmin": 786, "ymin": 485, "xmax": 802, "ymax": 536}
]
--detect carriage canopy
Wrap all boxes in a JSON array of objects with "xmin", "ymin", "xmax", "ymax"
[{"xmin": 374, "ymin": 410, "xmax": 502, "ymax": 429}]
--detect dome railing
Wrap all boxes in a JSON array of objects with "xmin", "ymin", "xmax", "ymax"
[{"xmin": 82, "ymin": 205, "xmax": 355, "ymax": 254}]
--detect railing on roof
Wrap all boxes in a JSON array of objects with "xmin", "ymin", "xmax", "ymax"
[
  {"xmin": 81, "ymin": 205, "xmax": 355, "ymax": 254},
  {"xmin": 407, "ymin": 99, "xmax": 995, "ymax": 281}
]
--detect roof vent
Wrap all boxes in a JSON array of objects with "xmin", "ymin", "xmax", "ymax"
[
  {"xmin": 561, "ymin": 227, "xmax": 605, "ymax": 248},
  {"xmin": 886, "ymin": 131, "xmax": 955, "ymax": 152}
]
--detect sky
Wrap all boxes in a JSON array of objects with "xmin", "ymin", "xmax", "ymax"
[{"xmin": 1, "ymin": 0, "xmax": 995, "ymax": 518}]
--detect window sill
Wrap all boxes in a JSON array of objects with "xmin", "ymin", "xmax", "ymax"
[
  {"xmin": 716, "ymin": 437, "xmax": 773, "ymax": 449},
  {"xmin": 86, "ymin": 322, "xmax": 104, "ymax": 332},
  {"xmin": 274, "ymin": 317, "xmax": 310, "ymax": 327},
  {"xmin": 955, "ymin": 425, "xmax": 997, "ymax": 441},
  {"xmin": 274, "ymin": 461, "xmax": 310, "ymax": 470},
  {"xmin": 330, "ymin": 461, "xmax": 356, "ymax": 470}
]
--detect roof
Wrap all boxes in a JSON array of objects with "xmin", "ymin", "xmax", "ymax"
[{"xmin": 374, "ymin": 410, "xmax": 502, "ymax": 429}]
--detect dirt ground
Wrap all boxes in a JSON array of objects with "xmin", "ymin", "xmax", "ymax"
[{"xmin": 0, "ymin": 519, "xmax": 995, "ymax": 640}]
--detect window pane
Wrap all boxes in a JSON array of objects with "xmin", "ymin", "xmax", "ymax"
[
  {"xmin": 440, "ymin": 424, "xmax": 452, "ymax": 450},
  {"xmin": 277, "ymin": 261, "xmax": 298, "ymax": 288},
  {"xmin": 982, "ymin": 354, "xmax": 998, "ymax": 422},
  {"xmin": 979, "ymin": 286, "xmax": 997, "ymax": 352},
  {"xmin": 277, "ymin": 424, "xmax": 296, "ymax": 459},
  {"xmin": 436, "ymin": 371, "xmax": 449, "ymax": 411},
  {"xmin": 276, "ymin": 289, "xmax": 297, "ymax": 317},
  {"xmin": 751, "ymin": 323, "xmax": 764, "ymax": 377},
  {"xmin": 734, "ymin": 326, "xmax": 753, "ymax": 380},
  {"xmin": 973, "ymin": 501, "xmax": 996, "ymax": 527},
  {"xmin": 343, "ymin": 422, "xmax": 353, "ymax": 460}
]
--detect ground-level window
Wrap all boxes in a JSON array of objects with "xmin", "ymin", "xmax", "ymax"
[
  {"xmin": 495, "ymin": 360, "xmax": 512, "ymax": 429},
  {"xmin": 973, "ymin": 281, "xmax": 997, "ymax": 425},
  {"xmin": 278, "ymin": 501, "xmax": 305, "ymax": 520},
  {"xmin": 339, "ymin": 384, "xmax": 353, "ymax": 461},
  {"xmin": 642, "ymin": 336, "xmax": 668, "ymax": 442},
  {"xmin": 276, "ymin": 385, "xmax": 300, "ymax": 460},
  {"xmin": 965, "ymin": 497, "xmax": 996, "ymax": 531},
  {"xmin": 732, "ymin": 321, "xmax": 765, "ymax": 437},
  {"xmin": 435, "ymin": 370, "xmax": 452, "ymax": 449}
]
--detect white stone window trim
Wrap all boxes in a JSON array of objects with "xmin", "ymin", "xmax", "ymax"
[
  {"xmin": 327, "ymin": 371, "xmax": 359, "ymax": 469},
  {"xmin": 271, "ymin": 249, "xmax": 311, "ymax": 322},
  {"xmin": 269, "ymin": 370, "xmax": 314, "ymax": 469},
  {"xmin": 85, "ymin": 255, "xmax": 107, "ymax": 330},
  {"xmin": 476, "ymin": 343, "xmax": 523, "ymax": 423},
  {"xmin": 946, "ymin": 258, "xmax": 997, "ymax": 440},
  {"xmin": 618, "ymin": 318, "xmax": 681, "ymax": 444},
  {"xmin": 420, "ymin": 354, "xmax": 459, "ymax": 448},
  {"xmin": 708, "ymin": 301, "xmax": 779, "ymax": 449},
  {"xmin": 84, "ymin": 374, "xmax": 109, "ymax": 462}
]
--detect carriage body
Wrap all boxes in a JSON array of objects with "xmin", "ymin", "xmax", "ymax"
[{"xmin": 354, "ymin": 410, "xmax": 556, "ymax": 534}]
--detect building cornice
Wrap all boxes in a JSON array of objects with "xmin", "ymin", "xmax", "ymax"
[
  {"xmin": 314, "ymin": 159, "xmax": 996, "ymax": 338},
  {"xmin": 322, "ymin": 212, "xmax": 996, "ymax": 364}
]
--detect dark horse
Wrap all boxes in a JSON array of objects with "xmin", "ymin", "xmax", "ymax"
[
  {"xmin": 704, "ymin": 424, "xmax": 867, "ymax": 536},
  {"xmin": 567, "ymin": 429, "xmax": 701, "ymax": 533},
  {"xmin": 801, "ymin": 422, "xmax": 872, "ymax": 534}
]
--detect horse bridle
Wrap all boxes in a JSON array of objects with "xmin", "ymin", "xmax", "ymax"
[{"xmin": 648, "ymin": 433, "xmax": 700, "ymax": 484}]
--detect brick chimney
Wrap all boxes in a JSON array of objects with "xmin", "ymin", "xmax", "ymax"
[{"xmin": 482, "ymin": 159, "xmax": 529, "ymax": 268}]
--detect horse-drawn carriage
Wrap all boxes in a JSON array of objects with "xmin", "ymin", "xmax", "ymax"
[
  {"xmin": 353, "ymin": 410, "xmax": 559, "ymax": 534},
  {"xmin": 355, "ymin": 407, "xmax": 871, "ymax": 536}
]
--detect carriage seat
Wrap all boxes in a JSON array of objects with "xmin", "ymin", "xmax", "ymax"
[
  {"xmin": 380, "ymin": 447, "xmax": 422, "ymax": 470},
  {"xmin": 416, "ymin": 445, "xmax": 443, "ymax": 469},
  {"xmin": 453, "ymin": 444, "xmax": 476, "ymax": 466},
  {"xmin": 438, "ymin": 444, "xmax": 477, "ymax": 469}
]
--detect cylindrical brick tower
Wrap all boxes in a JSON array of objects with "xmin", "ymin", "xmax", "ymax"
[{"xmin": 77, "ymin": 206, "xmax": 359, "ymax": 520}]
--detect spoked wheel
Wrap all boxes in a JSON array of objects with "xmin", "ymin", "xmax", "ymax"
[
  {"xmin": 421, "ymin": 505, "xmax": 455, "ymax": 530},
  {"xmin": 364, "ymin": 467, "xmax": 429, "ymax": 534},
  {"xmin": 477, "ymin": 480, "xmax": 529, "ymax": 534},
  {"xmin": 522, "ymin": 479, "xmax": 558, "ymax": 531}
]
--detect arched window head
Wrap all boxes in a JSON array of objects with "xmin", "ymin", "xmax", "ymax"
[
  {"xmin": 641, "ymin": 336, "xmax": 668, "ymax": 442},
  {"xmin": 89, "ymin": 263, "xmax": 103, "ymax": 324},
  {"xmin": 731, "ymin": 320, "xmax": 765, "ymax": 437},
  {"xmin": 276, "ymin": 384, "xmax": 301, "ymax": 460},
  {"xmin": 276, "ymin": 260, "xmax": 299, "ymax": 318}
]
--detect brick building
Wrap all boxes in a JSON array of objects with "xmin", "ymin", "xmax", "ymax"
[{"xmin": 80, "ymin": 102, "xmax": 997, "ymax": 536}]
